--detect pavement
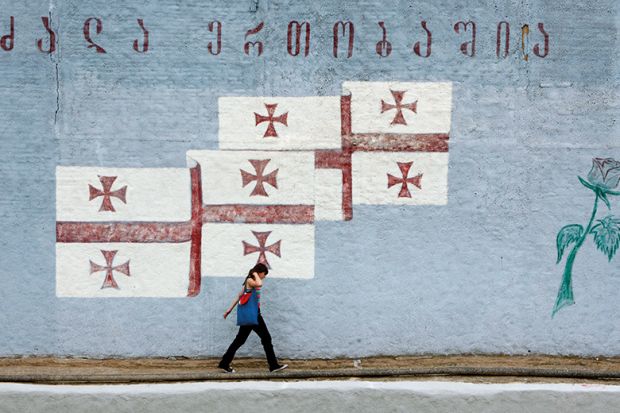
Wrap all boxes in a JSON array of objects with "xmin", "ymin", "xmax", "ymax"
[
  {"xmin": 0, "ymin": 355, "xmax": 619, "ymax": 384},
  {"xmin": 1, "ymin": 380, "xmax": 620, "ymax": 413},
  {"xmin": 0, "ymin": 356, "xmax": 618, "ymax": 413}
]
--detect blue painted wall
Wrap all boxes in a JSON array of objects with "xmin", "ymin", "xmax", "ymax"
[{"xmin": 0, "ymin": 0, "xmax": 618, "ymax": 357}]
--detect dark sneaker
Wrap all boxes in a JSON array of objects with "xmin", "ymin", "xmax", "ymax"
[
  {"xmin": 270, "ymin": 364, "xmax": 288, "ymax": 373},
  {"xmin": 218, "ymin": 364, "xmax": 236, "ymax": 373}
]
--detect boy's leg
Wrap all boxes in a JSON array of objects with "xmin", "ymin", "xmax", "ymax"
[
  {"xmin": 219, "ymin": 326, "xmax": 252, "ymax": 368},
  {"xmin": 252, "ymin": 314, "xmax": 280, "ymax": 370}
]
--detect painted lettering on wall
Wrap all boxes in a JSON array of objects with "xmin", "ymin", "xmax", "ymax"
[
  {"xmin": 287, "ymin": 21, "xmax": 310, "ymax": 57},
  {"xmin": 207, "ymin": 20, "xmax": 222, "ymax": 56},
  {"xmin": 83, "ymin": 17, "xmax": 107, "ymax": 54},
  {"xmin": 454, "ymin": 21, "xmax": 475, "ymax": 57},
  {"xmin": 244, "ymin": 22, "xmax": 264, "ymax": 56},
  {"xmin": 0, "ymin": 16, "xmax": 550, "ymax": 60},
  {"xmin": 133, "ymin": 19, "xmax": 149, "ymax": 53}
]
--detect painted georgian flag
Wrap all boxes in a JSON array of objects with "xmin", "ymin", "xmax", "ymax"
[
  {"xmin": 343, "ymin": 81, "xmax": 452, "ymax": 135},
  {"xmin": 352, "ymin": 152, "xmax": 448, "ymax": 205},
  {"xmin": 56, "ymin": 243, "xmax": 193, "ymax": 297},
  {"xmin": 187, "ymin": 150, "xmax": 315, "ymax": 208},
  {"xmin": 343, "ymin": 81, "xmax": 452, "ymax": 205},
  {"xmin": 187, "ymin": 148, "xmax": 344, "ymax": 222},
  {"xmin": 56, "ymin": 167, "xmax": 198, "ymax": 297},
  {"xmin": 201, "ymin": 223, "xmax": 314, "ymax": 279},
  {"xmin": 187, "ymin": 150, "xmax": 315, "ymax": 278},
  {"xmin": 218, "ymin": 96, "xmax": 342, "ymax": 150}
]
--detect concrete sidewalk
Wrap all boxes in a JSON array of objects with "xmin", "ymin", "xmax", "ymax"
[
  {"xmin": 1, "ymin": 355, "xmax": 619, "ymax": 384},
  {"xmin": 1, "ymin": 380, "xmax": 619, "ymax": 413}
]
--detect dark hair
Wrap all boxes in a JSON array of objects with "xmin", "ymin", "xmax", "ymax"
[{"xmin": 244, "ymin": 263, "xmax": 269, "ymax": 284}]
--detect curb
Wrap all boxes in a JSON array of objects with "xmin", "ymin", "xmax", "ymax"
[{"xmin": 1, "ymin": 367, "xmax": 619, "ymax": 384}]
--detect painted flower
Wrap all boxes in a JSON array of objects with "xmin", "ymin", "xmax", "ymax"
[
  {"xmin": 554, "ymin": 157, "xmax": 620, "ymax": 316},
  {"xmin": 587, "ymin": 158, "xmax": 620, "ymax": 191}
]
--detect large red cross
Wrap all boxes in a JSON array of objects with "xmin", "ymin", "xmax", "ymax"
[
  {"xmin": 254, "ymin": 103, "xmax": 289, "ymax": 137},
  {"xmin": 387, "ymin": 161, "xmax": 423, "ymax": 198},
  {"xmin": 240, "ymin": 159, "xmax": 279, "ymax": 197},
  {"xmin": 88, "ymin": 175, "xmax": 127, "ymax": 212},
  {"xmin": 242, "ymin": 231, "xmax": 282, "ymax": 269},
  {"xmin": 381, "ymin": 90, "xmax": 418, "ymax": 125},
  {"xmin": 89, "ymin": 249, "xmax": 131, "ymax": 289}
]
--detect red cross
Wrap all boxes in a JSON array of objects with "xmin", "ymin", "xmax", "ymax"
[
  {"xmin": 88, "ymin": 176, "xmax": 127, "ymax": 212},
  {"xmin": 387, "ymin": 161, "xmax": 423, "ymax": 198},
  {"xmin": 242, "ymin": 231, "xmax": 282, "ymax": 269},
  {"xmin": 254, "ymin": 103, "xmax": 289, "ymax": 137},
  {"xmin": 89, "ymin": 250, "xmax": 131, "ymax": 289},
  {"xmin": 240, "ymin": 159, "xmax": 279, "ymax": 197},
  {"xmin": 381, "ymin": 90, "xmax": 417, "ymax": 125}
]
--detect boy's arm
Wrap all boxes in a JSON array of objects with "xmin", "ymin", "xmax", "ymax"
[
  {"xmin": 223, "ymin": 289, "xmax": 244, "ymax": 319},
  {"xmin": 246, "ymin": 272, "xmax": 263, "ymax": 288}
]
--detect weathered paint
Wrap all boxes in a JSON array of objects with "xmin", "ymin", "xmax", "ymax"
[
  {"xmin": 0, "ymin": 0, "xmax": 618, "ymax": 358},
  {"xmin": 218, "ymin": 96, "xmax": 342, "ymax": 150},
  {"xmin": 352, "ymin": 152, "xmax": 449, "ymax": 205},
  {"xmin": 202, "ymin": 223, "xmax": 315, "ymax": 279},
  {"xmin": 56, "ymin": 243, "xmax": 192, "ymax": 297}
]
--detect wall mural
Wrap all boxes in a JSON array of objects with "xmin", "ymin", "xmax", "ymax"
[
  {"xmin": 553, "ymin": 158, "xmax": 620, "ymax": 315},
  {"xmin": 0, "ymin": 16, "xmax": 550, "ymax": 60},
  {"xmin": 55, "ymin": 81, "xmax": 453, "ymax": 297}
]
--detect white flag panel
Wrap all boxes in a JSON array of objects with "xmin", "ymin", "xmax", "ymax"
[
  {"xmin": 218, "ymin": 96, "xmax": 342, "ymax": 150},
  {"xmin": 314, "ymin": 169, "xmax": 344, "ymax": 221},
  {"xmin": 56, "ymin": 167, "xmax": 191, "ymax": 222},
  {"xmin": 352, "ymin": 152, "xmax": 448, "ymax": 205},
  {"xmin": 56, "ymin": 242, "xmax": 191, "ymax": 297},
  {"xmin": 343, "ymin": 81, "xmax": 452, "ymax": 134},
  {"xmin": 187, "ymin": 150, "xmax": 315, "ymax": 206},
  {"xmin": 202, "ymin": 223, "xmax": 314, "ymax": 279}
]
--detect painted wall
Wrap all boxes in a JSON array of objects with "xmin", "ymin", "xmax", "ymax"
[{"xmin": 0, "ymin": 0, "xmax": 618, "ymax": 358}]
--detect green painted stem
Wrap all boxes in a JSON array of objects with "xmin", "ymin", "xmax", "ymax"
[{"xmin": 552, "ymin": 194, "xmax": 599, "ymax": 316}]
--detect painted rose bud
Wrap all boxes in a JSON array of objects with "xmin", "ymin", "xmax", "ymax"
[{"xmin": 587, "ymin": 158, "xmax": 620, "ymax": 191}]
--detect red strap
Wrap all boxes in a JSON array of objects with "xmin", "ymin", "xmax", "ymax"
[{"xmin": 239, "ymin": 291, "xmax": 252, "ymax": 305}]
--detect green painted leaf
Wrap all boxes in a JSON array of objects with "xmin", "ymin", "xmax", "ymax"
[
  {"xmin": 556, "ymin": 224, "xmax": 584, "ymax": 264},
  {"xmin": 590, "ymin": 216, "xmax": 620, "ymax": 261},
  {"xmin": 578, "ymin": 176, "xmax": 597, "ymax": 192},
  {"xmin": 578, "ymin": 176, "xmax": 620, "ymax": 199},
  {"xmin": 599, "ymin": 191, "xmax": 612, "ymax": 209}
]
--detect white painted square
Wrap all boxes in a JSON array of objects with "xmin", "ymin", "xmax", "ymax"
[
  {"xmin": 187, "ymin": 150, "xmax": 315, "ymax": 206},
  {"xmin": 352, "ymin": 152, "xmax": 448, "ymax": 205},
  {"xmin": 202, "ymin": 223, "xmax": 314, "ymax": 279},
  {"xmin": 218, "ymin": 96, "xmax": 342, "ymax": 150},
  {"xmin": 56, "ymin": 242, "xmax": 191, "ymax": 297},
  {"xmin": 343, "ymin": 81, "xmax": 452, "ymax": 134},
  {"xmin": 314, "ymin": 169, "xmax": 344, "ymax": 221},
  {"xmin": 56, "ymin": 167, "xmax": 191, "ymax": 222}
]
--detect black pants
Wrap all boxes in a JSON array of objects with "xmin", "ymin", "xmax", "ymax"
[{"xmin": 220, "ymin": 313, "xmax": 279, "ymax": 370}]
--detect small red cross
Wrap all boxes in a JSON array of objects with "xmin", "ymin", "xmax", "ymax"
[
  {"xmin": 88, "ymin": 176, "xmax": 127, "ymax": 212},
  {"xmin": 381, "ymin": 90, "xmax": 417, "ymax": 125},
  {"xmin": 242, "ymin": 231, "xmax": 282, "ymax": 269},
  {"xmin": 89, "ymin": 250, "xmax": 131, "ymax": 289},
  {"xmin": 387, "ymin": 161, "xmax": 423, "ymax": 198},
  {"xmin": 240, "ymin": 159, "xmax": 279, "ymax": 197},
  {"xmin": 254, "ymin": 103, "xmax": 289, "ymax": 138}
]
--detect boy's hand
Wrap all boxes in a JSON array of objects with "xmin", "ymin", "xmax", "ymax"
[{"xmin": 223, "ymin": 309, "xmax": 230, "ymax": 319}]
